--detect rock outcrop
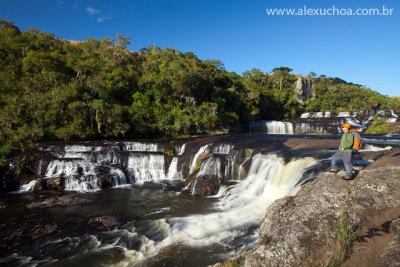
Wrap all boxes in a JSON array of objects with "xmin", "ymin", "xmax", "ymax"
[
  {"xmin": 242, "ymin": 165, "xmax": 400, "ymax": 267},
  {"xmin": 295, "ymin": 76, "xmax": 314, "ymax": 104}
]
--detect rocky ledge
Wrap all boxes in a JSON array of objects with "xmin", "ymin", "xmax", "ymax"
[{"xmin": 238, "ymin": 159, "xmax": 400, "ymax": 266}]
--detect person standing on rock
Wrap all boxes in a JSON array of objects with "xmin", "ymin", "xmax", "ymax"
[{"xmin": 329, "ymin": 123, "xmax": 356, "ymax": 180}]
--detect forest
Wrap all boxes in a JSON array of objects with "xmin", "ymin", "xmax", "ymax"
[{"xmin": 1, "ymin": 18, "xmax": 399, "ymax": 147}]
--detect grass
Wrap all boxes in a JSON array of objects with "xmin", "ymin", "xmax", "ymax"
[{"xmin": 326, "ymin": 210, "xmax": 357, "ymax": 267}]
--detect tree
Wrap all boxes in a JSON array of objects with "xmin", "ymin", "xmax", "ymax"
[{"xmin": 308, "ymin": 71, "xmax": 317, "ymax": 78}]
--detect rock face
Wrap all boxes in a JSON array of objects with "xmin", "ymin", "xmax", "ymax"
[
  {"xmin": 295, "ymin": 76, "xmax": 314, "ymax": 104},
  {"xmin": 243, "ymin": 166, "xmax": 400, "ymax": 267}
]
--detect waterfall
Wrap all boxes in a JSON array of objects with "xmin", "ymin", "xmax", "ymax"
[
  {"xmin": 224, "ymin": 150, "xmax": 240, "ymax": 180},
  {"xmin": 151, "ymin": 154, "xmax": 317, "ymax": 252},
  {"xmin": 294, "ymin": 123, "xmax": 326, "ymax": 134},
  {"xmin": 127, "ymin": 154, "xmax": 166, "ymax": 183},
  {"xmin": 250, "ymin": 121, "xmax": 294, "ymax": 134},
  {"xmin": 197, "ymin": 157, "xmax": 222, "ymax": 178},
  {"xmin": 212, "ymin": 144, "xmax": 233, "ymax": 154},
  {"xmin": 110, "ymin": 168, "xmax": 129, "ymax": 186},
  {"xmin": 164, "ymin": 155, "xmax": 315, "ymax": 243},
  {"xmin": 123, "ymin": 142, "xmax": 160, "ymax": 152},
  {"xmin": 189, "ymin": 144, "xmax": 210, "ymax": 173},
  {"xmin": 45, "ymin": 160, "xmax": 96, "ymax": 179},
  {"xmin": 45, "ymin": 159, "xmax": 101, "ymax": 191},
  {"xmin": 166, "ymin": 157, "xmax": 183, "ymax": 180},
  {"xmin": 175, "ymin": 143, "xmax": 187, "ymax": 155},
  {"xmin": 63, "ymin": 145, "xmax": 100, "ymax": 159},
  {"xmin": 12, "ymin": 180, "xmax": 38, "ymax": 193}
]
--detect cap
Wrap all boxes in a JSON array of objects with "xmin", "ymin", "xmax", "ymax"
[{"xmin": 340, "ymin": 123, "xmax": 351, "ymax": 129}]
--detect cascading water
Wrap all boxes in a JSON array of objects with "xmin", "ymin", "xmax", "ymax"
[
  {"xmin": 166, "ymin": 157, "xmax": 183, "ymax": 180},
  {"xmin": 4, "ymin": 137, "xmax": 328, "ymax": 267},
  {"xmin": 45, "ymin": 159, "xmax": 100, "ymax": 191},
  {"xmin": 212, "ymin": 144, "xmax": 233, "ymax": 154},
  {"xmin": 110, "ymin": 168, "xmax": 129, "ymax": 186},
  {"xmin": 294, "ymin": 122, "xmax": 326, "ymax": 134},
  {"xmin": 175, "ymin": 143, "xmax": 187, "ymax": 155},
  {"xmin": 250, "ymin": 121, "xmax": 294, "ymax": 134},
  {"xmin": 11, "ymin": 180, "xmax": 38, "ymax": 193},
  {"xmin": 189, "ymin": 144, "xmax": 210, "ymax": 174},
  {"xmin": 123, "ymin": 142, "xmax": 160, "ymax": 152},
  {"xmin": 110, "ymin": 153, "xmax": 317, "ymax": 265},
  {"xmin": 127, "ymin": 154, "xmax": 167, "ymax": 183}
]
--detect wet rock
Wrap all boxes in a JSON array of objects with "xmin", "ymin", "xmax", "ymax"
[
  {"xmin": 242, "ymin": 167, "xmax": 400, "ymax": 267},
  {"xmin": 95, "ymin": 166, "xmax": 114, "ymax": 188},
  {"xmin": 191, "ymin": 175, "xmax": 220, "ymax": 196},
  {"xmin": 43, "ymin": 177, "xmax": 65, "ymax": 190},
  {"xmin": 31, "ymin": 224, "xmax": 58, "ymax": 239},
  {"xmin": 196, "ymin": 151, "xmax": 213, "ymax": 163},
  {"xmin": 89, "ymin": 215, "xmax": 119, "ymax": 230},
  {"xmin": 26, "ymin": 194, "xmax": 91, "ymax": 209}
]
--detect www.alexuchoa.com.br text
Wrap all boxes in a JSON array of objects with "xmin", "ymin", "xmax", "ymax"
[{"xmin": 266, "ymin": 5, "xmax": 394, "ymax": 16}]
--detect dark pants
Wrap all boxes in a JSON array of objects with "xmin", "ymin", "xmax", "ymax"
[{"xmin": 331, "ymin": 151, "xmax": 353, "ymax": 177}]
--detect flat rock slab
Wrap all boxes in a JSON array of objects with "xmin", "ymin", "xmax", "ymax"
[{"xmin": 25, "ymin": 194, "xmax": 92, "ymax": 209}]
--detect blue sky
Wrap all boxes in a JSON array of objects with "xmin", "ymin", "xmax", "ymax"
[{"xmin": 1, "ymin": 0, "xmax": 399, "ymax": 96}]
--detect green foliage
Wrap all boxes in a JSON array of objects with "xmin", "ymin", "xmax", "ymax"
[
  {"xmin": 164, "ymin": 149, "xmax": 176, "ymax": 157},
  {"xmin": 0, "ymin": 144, "xmax": 11, "ymax": 167},
  {"xmin": 0, "ymin": 18, "xmax": 396, "ymax": 143},
  {"xmin": 0, "ymin": 144, "xmax": 10, "ymax": 159},
  {"xmin": 194, "ymin": 160, "xmax": 202, "ymax": 173},
  {"xmin": 365, "ymin": 117, "xmax": 390, "ymax": 134},
  {"xmin": 326, "ymin": 210, "xmax": 356, "ymax": 267}
]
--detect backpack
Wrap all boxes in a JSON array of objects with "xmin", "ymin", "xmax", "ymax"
[{"xmin": 351, "ymin": 129, "xmax": 363, "ymax": 151}]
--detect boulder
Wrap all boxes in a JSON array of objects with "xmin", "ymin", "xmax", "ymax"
[
  {"xmin": 89, "ymin": 215, "xmax": 120, "ymax": 230},
  {"xmin": 242, "ymin": 167, "xmax": 400, "ymax": 267},
  {"xmin": 191, "ymin": 175, "xmax": 220, "ymax": 196}
]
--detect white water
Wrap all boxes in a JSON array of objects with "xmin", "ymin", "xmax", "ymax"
[
  {"xmin": 338, "ymin": 112, "xmax": 352, "ymax": 117},
  {"xmin": 175, "ymin": 143, "xmax": 187, "ymax": 155},
  {"xmin": 224, "ymin": 150, "xmax": 241, "ymax": 180},
  {"xmin": 300, "ymin": 111, "xmax": 332, "ymax": 118},
  {"xmin": 170, "ymin": 154, "xmax": 315, "ymax": 243},
  {"xmin": 127, "ymin": 154, "xmax": 166, "ymax": 183},
  {"xmin": 294, "ymin": 123, "xmax": 326, "ymax": 134},
  {"xmin": 115, "ymin": 154, "xmax": 317, "ymax": 265},
  {"xmin": 212, "ymin": 144, "xmax": 233, "ymax": 154},
  {"xmin": 254, "ymin": 121, "xmax": 294, "ymax": 134},
  {"xmin": 123, "ymin": 142, "xmax": 160, "ymax": 152},
  {"xmin": 110, "ymin": 168, "xmax": 129, "ymax": 186},
  {"xmin": 45, "ymin": 160, "xmax": 101, "ymax": 191},
  {"xmin": 166, "ymin": 157, "xmax": 183, "ymax": 180},
  {"xmin": 12, "ymin": 180, "xmax": 38, "ymax": 193},
  {"xmin": 189, "ymin": 144, "xmax": 210, "ymax": 173},
  {"xmin": 360, "ymin": 144, "xmax": 393, "ymax": 152},
  {"xmin": 197, "ymin": 157, "xmax": 222, "ymax": 178}
]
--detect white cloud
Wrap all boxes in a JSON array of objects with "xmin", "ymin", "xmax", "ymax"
[
  {"xmin": 97, "ymin": 16, "xmax": 111, "ymax": 23},
  {"xmin": 86, "ymin": 6, "xmax": 100, "ymax": 15}
]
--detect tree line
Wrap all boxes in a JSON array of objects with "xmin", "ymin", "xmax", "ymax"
[{"xmin": 1, "ymin": 19, "xmax": 399, "ymax": 145}]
